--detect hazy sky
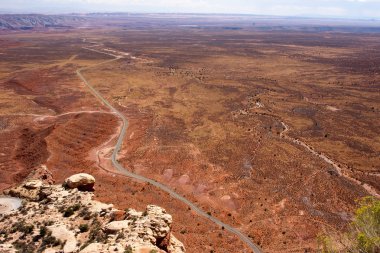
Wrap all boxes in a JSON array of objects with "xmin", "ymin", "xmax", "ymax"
[{"xmin": 1, "ymin": 0, "xmax": 380, "ymax": 19}]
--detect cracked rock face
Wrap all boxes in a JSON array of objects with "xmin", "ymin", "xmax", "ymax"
[{"xmin": 0, "ymin": 172, "xmax": 185, "ymax": 253}]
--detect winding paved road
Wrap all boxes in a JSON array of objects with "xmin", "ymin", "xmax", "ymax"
[{"xmin": 77, "ymin": 46, "xmax": 263, "ymax": 253}]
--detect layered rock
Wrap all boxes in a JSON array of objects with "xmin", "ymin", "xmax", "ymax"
[{"xmin": 0, "ymin": 172, "xmax": 185, "ymax": 253}]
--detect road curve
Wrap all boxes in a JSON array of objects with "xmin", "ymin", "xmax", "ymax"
[{"xmin": 76, "ymin": 47, "xmax": 263, "ymax": 253}]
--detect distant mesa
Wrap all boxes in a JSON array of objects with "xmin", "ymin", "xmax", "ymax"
[{"xmin": 0, "ymin": 14, "xmax": 85, "ymax": 30}]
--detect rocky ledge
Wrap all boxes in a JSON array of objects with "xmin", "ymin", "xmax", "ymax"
[{"xmin": 0, "ymin": 173, "xmax": 185, "ymax": 253}]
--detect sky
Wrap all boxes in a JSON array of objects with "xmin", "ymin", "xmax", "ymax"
[{"xmin": 1, "ymin": 0, "xmax": 380, "ymax": 19}]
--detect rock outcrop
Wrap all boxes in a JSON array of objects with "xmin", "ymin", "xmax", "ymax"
[
  {"xmin": 64, "ymin": 173, "xmax": 95, "ymax": 191},
  {"xmin": 0, "ymin": 173, "xmax": 185, "ymax": 253}
]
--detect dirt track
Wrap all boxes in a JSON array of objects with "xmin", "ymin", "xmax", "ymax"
[{"xmin": 280, "ymin": 121, "xmax": 379, "ymax": 198}]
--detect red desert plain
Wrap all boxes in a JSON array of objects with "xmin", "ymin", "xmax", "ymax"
[{"xmin": 0, "ymin": 13, "xmax": 379, "ymax": 253}]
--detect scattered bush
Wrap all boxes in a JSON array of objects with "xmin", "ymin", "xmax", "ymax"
[
  {"xmin": 124, "ymin": 245, "xmax": 133, "ymax": 253},
  {"xmin": 79, "ymin": 224, "xmax": 89, "ymax": 233},
  {"xmin": 62, "ymin": 204, "xmax": 81, "ymax": 217},
  {"xmin": 116, "ymin": 232, "xmax": 125, "ymax": 240},
  {"xmin": 63, "ymin": 208, "xmax": 75, "ymax": 217},
  {"xmin": 79, "ymin": 207, "xmax": 92, "ymax": 220},
  {"xmin": 319, "ymin": 197, "xmax": 380, "ymax": 253},
  {"xmin": 89, "ymin": 219, "xmax": 107, "ymax": 243},
  {"xmin": 11, "ymin": 221, "xmax": 34, "ymax": 234},
  {"xmin": 39, "ymin": 226, "xmax": 47, "ymax": 237},
  {"xmin": 13, "ymin": 241, "xmax": 35, "ymax": 253},
  {"xmin": 40, "ymin": 233, "xmax": 61, "ymax": 249}
]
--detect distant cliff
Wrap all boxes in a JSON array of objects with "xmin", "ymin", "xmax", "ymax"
[{"xmin": 0, "ymin": 14, "xmax": 85, "ymax": 30}]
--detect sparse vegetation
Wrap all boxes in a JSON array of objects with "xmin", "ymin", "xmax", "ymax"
[
  {"xmin": 319, "ymin": 197, "xmax": 380, "ymax": 253},
  {"xmin": 62, "ymin": 204, "xmax": 81, "ymax": 217},
  {"xmin": 79, "ymin": 224, "xmax": 89, "ymax": 233},
  {"xmin": 11, "ymin": 221, "xmax": 34, "ymax": 235},
  {"xmin": 124, "ymin": 246, "xmax": 133, "ymax": 253},
  {"xmin": 0, "ymin": 13, "xmax": 379, "ymax": 253},
  {"xmin": 13, "ymin": 241, "xmax": 36, "ymax": 253},
  {"xmin": 79, "ymin": 207, "xmax": 92, "ymax": 220},
  {"xmin": 40, "ymin": 232, "xmax": 62, "ymax": 249},
  {"xmin": 39, "ymin": 226, "xmax": 47, "ymax": 237},
  {"xmin": 88, "ymin": 218, "xmax": 107, "ymax": 243}
]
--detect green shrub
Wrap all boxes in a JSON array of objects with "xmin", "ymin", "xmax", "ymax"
[
  {"xmin": 39, "ymin": 226, "xmax": 47, "ymax": 237},
  {"xmin": 62, "ymin": 204, "xmax": 81, "ymax": 217},
  {"xmin": 79, "ymin": 224, "xmax": 89, "ymax": 233},
  {"xmin": 319, "ymin": 197, "xmax": 380, "ymax": 253},
  {"xmin": 353, "ymin": 197, "xmax": 380, "ymax": 252},
  {"xmin": 13, "ymin": 241, "xmax": 35, "ymax": 253},
  {"xmin": 63, "ymin": 208, "xmax": 74, "ymax": 217},
  {"xmin": 41, "ymin": 234, "xmax": 61, "ymax": 248},
  {"xmin": 124, "ymin": 246, "xmax": 133, "ymax": 253},
  {"xmin": 88, "ymin": 219, "xmax": 107, "ymax": 243},
  {"xmin": 11, "ymin": 221, "xmax": 34, "ymax": 234}
]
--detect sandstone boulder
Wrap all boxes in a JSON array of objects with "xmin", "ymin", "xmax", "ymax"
[
  {"xmin": 64, "ymin": 173, "xmax": 95, "ymax": 191},
  {"xmin": 24, "ymin": 180, "xmax": 43, "ymax": 189},
  {"xmin": 104, "ymin": 220, "xmax": 131, "ymax": 234},
  {"xmin": 48, "ymin": 224, "xmax": 77, "ymax": 253}
]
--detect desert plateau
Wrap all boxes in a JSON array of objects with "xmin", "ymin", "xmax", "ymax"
[{"xmin": 0, "ymin": 12, "xmax": 379, "ymax": 253}]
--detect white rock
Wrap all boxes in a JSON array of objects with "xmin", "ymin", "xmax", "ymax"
[
  {"xmin": 64, "ymin": 173, "xmax": 95, "ymax": 191},
  {"xmin": 134, "ymin": 246, "xmax": 161, "ymax": 253},
  {"xmin": 48, "ymin": 224, "xmax": 77, "ymax": 253},
  {"xmin": 168, "ymin": 235, "xmax": 186, "ymax": 253},
  {"xmin": 89, "ymin": 200, "xmax": 113, "ymax": 213},
  {"xmin": 24, "ymin": 180, "xmax": 43, "ymax": 189},
  {"xmin": 145, "ymin": 205, "xmax": 172, "ymax": 238},
  {"xmin": 79, "ymin": 243, "xmax": 104, "ymax": 253},
  {"xmin": 104, "ymin": 220, "xmax": 130, "ymax": 233},
  {"xmin": 43, "ymin": 248, "xmax": 57, "ymax": 253}
]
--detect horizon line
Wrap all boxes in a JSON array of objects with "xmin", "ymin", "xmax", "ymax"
[{"xmin": 0, "ymin": 11, "xmax": 379, "ymax": 22}]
